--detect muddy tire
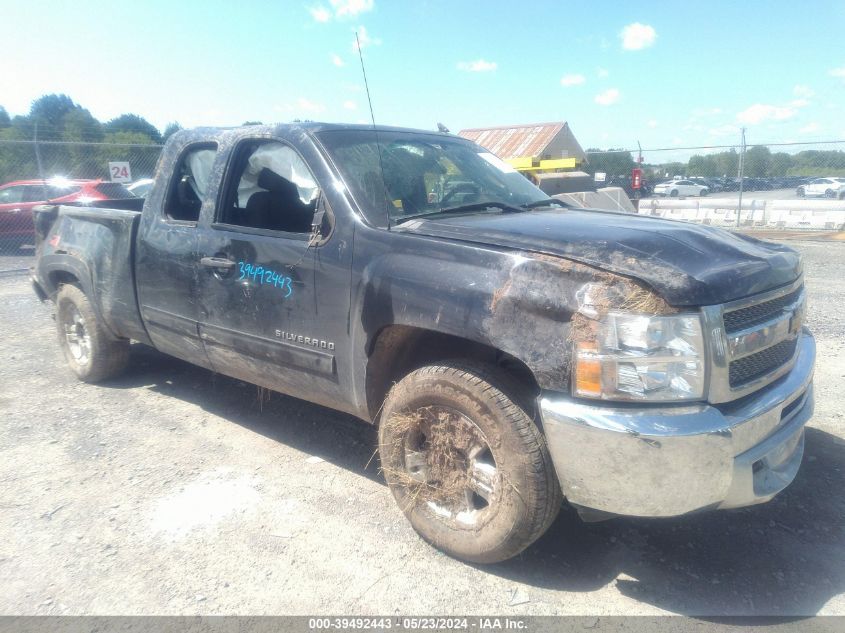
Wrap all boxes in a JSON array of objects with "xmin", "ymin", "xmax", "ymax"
[
  {"xmin": 378, "ymin": 362, "xmax": 562, "ymax": 563},
  {"xmin": 56, "ymin": 285, "xmax": 129, "ymax": 383}
]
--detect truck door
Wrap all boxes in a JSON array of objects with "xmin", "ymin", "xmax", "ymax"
[
  {"xmin": 196, "ymin": 138, "xmax": 351, "ymax": 409},
  {"xmin": 136, "ymin": 142, "xmax": 218, "ymax": 368}
]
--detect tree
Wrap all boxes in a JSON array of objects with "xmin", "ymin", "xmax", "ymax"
[
  {"xmin": 162, "ymin": 122, "xmax": 182, "ymax": 142},
  {"xmin": 769, "ymin": 152, "xmax": 793, "ymax": 177},
  {"xmin": 715, "ymin": 148, "xmax": 739, "ymax": 177},
  {"xmin": 104, "ymin": 114, "xmax": 163, "ymax": 144},
  {"xmin": 0, "ymin": 107, "xmax": 9, "ymax": 128},
  {"xmin": 242, "ymin": 120, "xmax": 263, "ymax": 126},
  {"xmin": 687, "ymin": 154, "xmax": 720, "ymax": 177},
  {"xmin": 29, "ymin": 94, "xmax": 79, "ymax": 140},
  {"xmin": 584, "ymin": 148, "xmax": 635, "ymax": 177},
  {"xmin": 743, "ymin": 145, "xmax": 771, "ymax": 178}
]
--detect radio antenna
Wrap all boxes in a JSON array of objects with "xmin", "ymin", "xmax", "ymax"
[{"xmin": 355, "ymin": 31, "xmax": 391, "ymax": 230}]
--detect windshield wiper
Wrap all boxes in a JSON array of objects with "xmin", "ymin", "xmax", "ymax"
[
  {"xmin": 394, "ymin": 200, "xmax": 526, "ymax": 224},
  {"xmin": 521, "ymin": 198, "xmax": 570, "ymax": 210}
]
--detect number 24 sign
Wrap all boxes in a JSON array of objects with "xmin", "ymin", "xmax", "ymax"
[{"xmin": 108, "ymin": 161, "xmax": 132, "ymax": 183}]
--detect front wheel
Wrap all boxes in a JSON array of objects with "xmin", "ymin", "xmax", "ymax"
[
  {"xmin": 56, "ymin": 285, "xmax": 130, "ymax": 383},
  {"xmin": 699, "ymin": 188, "xmax": 709, "ymax": 197},
  {"xmin": 796, "ymin": 187, "xmax": 805, "ymax": 198},
  {"xmin": 378, "ymin": 362, "xmax": 562, "ymax": 563},
  {"xmin": 825, "ymin": 189, "xmax": 835, "ymax": 199},
  {"xmin": 670, "ymin": 189, "xmax": 679, "ymax": 197}
]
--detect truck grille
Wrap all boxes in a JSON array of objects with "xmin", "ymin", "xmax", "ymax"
[
  {"xmin": 729, "ymin": 338, "xmax": 798, "ymax": 388},
  {"xmin": 723, "ymin": 286, "xmax": 803, "ymax": 334}
]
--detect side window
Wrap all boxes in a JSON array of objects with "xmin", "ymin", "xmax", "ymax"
[
  {"xmin": 164, "ymin": 143, "xmax": 218, "ymax": 222},
  {"xmin": 218, "ymin": 140, "xmax": 320, "ymax": 234},
  {"xmin": 22, "ymin": 185, "xmax": 47, "ymax": 203},
  {"xmin": 0, "ymin": 186, "xmax": 25, "ymax": 204}
]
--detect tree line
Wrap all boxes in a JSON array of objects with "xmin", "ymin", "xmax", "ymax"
[
  {"xmin": 0, "ymin": 94, "xmax": 182, "ymax": 184},
  {"xmin": 584, "ymin": 146, "xmax": 845, "ymax": 180}
]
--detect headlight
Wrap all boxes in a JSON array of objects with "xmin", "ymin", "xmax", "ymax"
[{"xmin": 573, "ymin": 312, "xmax": 705, "ymax": 402}]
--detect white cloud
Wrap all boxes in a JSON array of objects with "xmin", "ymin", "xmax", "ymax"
[
  {"xmin": 560, "ymin": 73, "xmax": 585, "ymax": 87},
  {"xmin": 799, "ymin": 122, "xmax": 819, "ymax": 134},
  {"xmin": 597, "ymin": 68, "xmax": 609, "ymax": 78},
  {"xmin": 352, "ymin": 26, "xmax": 381, "ymax": 51},
  {"xmin": 331, "ymin": 0, "xmax": 374, "ymax": 17},
  {"xmin": 708, "ymin": 124, "xmax": 738, "ymax": 138},
  {"xmin": 736, "ymin": 103, "xmax": 799, "ymax": 125},
  {"xmin": 309, "ymin": 0, "xmax": 373, "ymax": 22},
  {"xmin": 343, "ymin": 100, "xmax": 357, "ymax": 110},
  {"xmin": 793, "ymin": 84, "xmax": 815, "ymax": 98},
  {"xmin": 790, "ymin": 98, "xmax": 810, "ymax": 108},
  {"xmin": 457, "ymin": 59, "xmax": 497, "ymax": 72},
  {"xmin": 594, "ymin": 88, "xmax": 620, "ymax": 106},
  {"xmin": 620, "ymin": 23, "xmax": 656, "ymax": 50},
  {"xmin": 309, "ymin": 6, "xmax": 331, "ymax": 22},
  {"xmin": 647, "ymin": 119, "xmax": 658, "ymax": 129},
  {"xmin": 297, "ymin": 98, "xmax": 326, "ymax": 114},
  {"xmin": 829, "ymin": 67, "xmax": 845, "ymax": 79},
  {"xmin": 331, "ymin": 54, "xmax": 345, "ymax": 67}
]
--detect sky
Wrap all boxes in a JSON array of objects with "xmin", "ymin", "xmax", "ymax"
[{"xmin": 2, "ymin": 0, "xmax": 844, "ymax": 161}]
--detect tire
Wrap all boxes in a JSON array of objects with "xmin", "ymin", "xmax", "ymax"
[
  {"xmin": 378, "ymin": 361, "xmax": 562, "ymax": 563},
  {"xmin": 699, "ymin": 188, "xmax": 709, "ymax": 197},
  {"xmin": 670, "ymin": 189, "xmax": 679, "ymax": 197},
  {"xmin": 56, "ymin": 284, "xmax": 130, "ymax": 383},
  {"xmin": 797, "ymin": 187, "xmax": 805, "ymax": 198},
  {"xmin": 825, "ymin": 189, "xmax": 835, "ymax": 199}
]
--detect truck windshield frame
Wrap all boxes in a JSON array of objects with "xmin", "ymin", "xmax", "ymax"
[{"xmin": 315, "ymin": 129, "xmax": 550, "ymax": 228}]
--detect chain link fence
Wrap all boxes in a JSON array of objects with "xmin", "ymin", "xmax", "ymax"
[
  {"xmin": 0, "ymin": 139, "xmax": 162, "ymax": 273},
  {"xmin": 2, "ymin": 137, "xmax": 844, "ymax": 274},
  {"xmin": 584, "ymin": 140, "xmax": 845, "ymax": 230}
]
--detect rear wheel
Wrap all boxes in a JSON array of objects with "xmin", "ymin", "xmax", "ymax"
[
  {"xmin": 699, "ymin": 188, "xmax": 709, "ymax": 197},
  {"xmin": 670, "ymin": 189, "xmax": 679, "ymax": 197},
  {"xmin": 378, "ymin": 362, "xmax": 562, "ymax": 563},
  {"xmin": 56, "ymin": 285, "xmax": 129, "ymax": 382},
  {"xmin": 797, "ymin": 187, "xmax": 805, "ymax": 198},
  {"xmin": 825, "ymin": 189, "xmax": 835, "ymax": 199}
]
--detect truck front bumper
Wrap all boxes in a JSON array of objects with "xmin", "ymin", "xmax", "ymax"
[{"xmin": 539, "ymin": 330, "xmax": 815, "ymax": 517}]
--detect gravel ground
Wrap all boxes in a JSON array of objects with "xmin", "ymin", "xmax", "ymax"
[{"xmin": 0, "ymin": 240, "xmax": 843, "ymax": 617}]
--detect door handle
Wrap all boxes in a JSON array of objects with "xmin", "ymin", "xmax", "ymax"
[{"xmin": 200, "ymin": 256, "xmax": 236, "ymax": 269}]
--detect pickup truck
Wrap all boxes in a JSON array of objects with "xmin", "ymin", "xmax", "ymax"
[{"xmin": 31, "ymin": 124, "xmax": 815, "ymax": 564}]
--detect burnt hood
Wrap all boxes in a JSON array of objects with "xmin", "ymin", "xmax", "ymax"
[{"xmin": 394, "ymin": 208, "xmax": 802, "ymax": 306}]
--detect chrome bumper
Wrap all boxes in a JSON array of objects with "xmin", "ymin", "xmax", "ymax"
[{"xmin": 539, "ymin": 330, "xmax": 815, "ymax": 517}]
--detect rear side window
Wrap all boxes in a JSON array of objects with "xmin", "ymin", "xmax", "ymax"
[
  {"xmin": 164, "ymin": 143, "xmax": 218, "ymax": 222},
  {"xmin": 94, "ymin": 183, "xmax": 134, "ymax": 199},
  {"xmin": 47, "ymin": 185, "xmax": 82, "ymax": 199}
]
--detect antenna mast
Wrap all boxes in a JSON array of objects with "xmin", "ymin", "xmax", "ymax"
[{"xmin": 355, "ymin": 31, "xmax": 391, "ymax": 230}]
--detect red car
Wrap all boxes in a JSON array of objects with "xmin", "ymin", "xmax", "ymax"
[{"xmin": 0, "ymin": 179, "xmax": 133, "ymax": 245}]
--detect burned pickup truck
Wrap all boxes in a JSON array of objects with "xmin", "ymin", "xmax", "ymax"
[{"xmin": 32, "ymin": 124, "xmax": 814, "ymax": 563}]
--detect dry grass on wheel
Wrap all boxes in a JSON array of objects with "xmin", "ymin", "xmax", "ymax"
[{"xmin": 380, "ymin": 408, "xmax": 478, "ymax": 511}]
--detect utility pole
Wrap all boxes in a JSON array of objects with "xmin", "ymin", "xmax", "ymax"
[
  {"xmin": 34, "ymin": 120, "xmax": 45, "ymax": 181},
  {"xmin": 736, "ymin": 127, "xmax": 746, "ymax": 228}
]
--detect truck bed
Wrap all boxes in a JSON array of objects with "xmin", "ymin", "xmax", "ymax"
[{"xmin": 34, "ymin": 203, "xmax": 150, "ymax": 345}]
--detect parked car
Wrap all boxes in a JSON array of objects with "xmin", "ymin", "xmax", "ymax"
[
  {"xmin": 32, "ymin": 123, "xmax": 815, "ymax": 564},
  {"xmin": 0, "ymin": 178, "xmax": 133, "ymax": 246},
  {"xmin": 652, "ymin": 179, "xmax": 709, "ymax": 197},
  {"xmin": 796, "ymin": 177, "xmax": 845, "ymax": 199},
  {"xmin": 127, "ymin": 178, "xmax": 155, "ymax": 198}
]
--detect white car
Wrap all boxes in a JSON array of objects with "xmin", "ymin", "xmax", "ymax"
[
  {"xmin": 127, "ymin": 178, "xmax": 155, "ymax": 198},
  {"xmin": 653, "ymin": 179, "xmax": 709, "ymax": 197},
  {"xmin": 796, "ymin": 177, "xmax": 845, "ymax": 199}
]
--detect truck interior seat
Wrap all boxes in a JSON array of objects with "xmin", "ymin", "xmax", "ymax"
[{"xmin": 242, "ymin": 168, "xmax": 315, "ymax": 233}]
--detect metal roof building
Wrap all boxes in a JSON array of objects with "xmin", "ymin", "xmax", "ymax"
[{"xmin": 457, "ymin": 121, "xmax": 587, "ymax": 165}]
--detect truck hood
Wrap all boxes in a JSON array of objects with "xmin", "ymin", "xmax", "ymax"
[{"xmin": 394, "ymin": 208, "xmax": 802, "ymax": 306}]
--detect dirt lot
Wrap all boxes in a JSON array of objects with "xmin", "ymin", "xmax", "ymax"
[{"xmin": 0, "ymin": 240, "xmax": 843, "ymax": 617}]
